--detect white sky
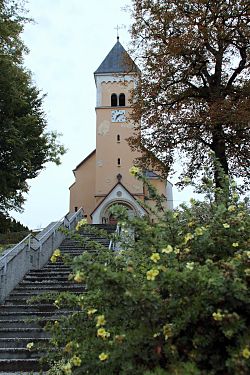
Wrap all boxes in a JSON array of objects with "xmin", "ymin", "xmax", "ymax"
[{"xmin": 11, "ymin": 0, "xmax": 194, "ymax": 229}]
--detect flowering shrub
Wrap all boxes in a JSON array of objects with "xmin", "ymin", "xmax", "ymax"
[{"xmin": 45, "ymin": 181, "xmax": 250, "ymax": 375}]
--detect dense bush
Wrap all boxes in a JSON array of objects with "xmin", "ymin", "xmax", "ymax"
[{"xmin": 45, "ymin": 178, "xmax": 250, "ymax": 375}]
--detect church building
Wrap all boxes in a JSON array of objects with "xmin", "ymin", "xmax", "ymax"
[{"xmin": 69, "ymin": 38, "xmax": 173, "ymax": 224}]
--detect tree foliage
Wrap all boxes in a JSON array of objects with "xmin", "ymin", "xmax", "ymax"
[
  {"xmin": 0, "ymin": 0, "xmax": 65, "ymax": 214},
  {"xmin": 0, "ymin": 212, "xmax": 28, "ymax": 234},
  {"xmin": 129, "ymin": 0, "xmax": 250, "ymax": 190}
]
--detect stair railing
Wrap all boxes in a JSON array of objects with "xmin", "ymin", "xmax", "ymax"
[
  {"xmin": 0, "ymin": 208, "xmax": 84, "ymax": 303},
  {"xmin": 109, "ymin": 224, "xmax": 121, "ymax": 251}
]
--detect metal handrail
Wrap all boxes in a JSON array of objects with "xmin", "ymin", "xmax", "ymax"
[
  {"xmin": 0, "ymin": 207, "xmax": 84, "ymax": 303},
  {"xmin": 0, "ymin": 207, "xmax": 84, "ymax": 268},
  {"xmin": 37, "ymin": 215, "xmax": 65, "ymax": 243},
  {"xmin": 0, "ymin": 233, "xmax": 33, "ymax": 266},
  {"xmin": 109, "ymin": 224, "xmax": 120, "ymax": 250},
  {"xmin": 69, "ymin": 207, "xmax": 84, "ymax": 223}
]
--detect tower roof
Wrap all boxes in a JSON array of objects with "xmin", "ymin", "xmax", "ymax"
[{"xmin": 94, "ymin": 38, "xmax": 140, "ymax": 75}]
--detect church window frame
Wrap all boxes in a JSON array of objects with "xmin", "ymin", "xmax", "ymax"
[
  {"xmin": 117, "ymin": 158, "xmax": 121, "ymax": 166},
  {"xmin": 111, "ymin": 93, "xmax": 118, "ymax": 107},
  {"xmin": 117, "ymin": 134, "xmax": 120, "ymax": 143},
  {"xmin": 119, "ymin": 93, "xmax": 125, "ymax": 106}
]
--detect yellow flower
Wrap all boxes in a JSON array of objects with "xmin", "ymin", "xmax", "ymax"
[
  {"xmin": 186, "ymin": 262, "xmax": 194, "ymax": 271},
  {"xmin": 188, "ymin": 221, "xmax": 194, "ymax": 227},
  {"xmin": 212, "ymin": 311, "xmax": 224, "ymax": 321},
  {"xmin": 173, "ymin": 212, "xmax": 179, "ymax": 218},
  {"xmin": 96, "ymin": 314, "xmax": 106, "ymax": 327},
  {"xmin": 146, "ymin": 268, "xmax": 159, "ymax": 281},
  {"xmin": 184, "ymin": 248, "xmax": 191, "ymax": 254},
  {"xmin": 242, "ymin": 347, "xmax": 250, "ymax": 359},
  {"xmin": 232, "ymin": 242, "xmax": 239, "ymax": 248},
  {"xmin": 64, "ymin": 341, "xmax": 73, "ymax": 353},
  {"xmin": 26, "ymin": 342, "xmax": 34, "ymax": 350},
  {"xmin": 99, "ymin": 352, "xmax": 109, "ymax": 361},
  {"xmin": 53, "ymin": 249, "xmax": 61, "ymax": 257},
  {"xmin": 62, "ymin": 362, "xmax": 72, "ymax": 375},
  {"xmin": 162, "ymin": 245, "xmax": 173, "ymax": 254},
  {"xmin": 50, "ymin": 255, "xmax": 57, "ymax": 263},
  {"xmin": 223, "ymin": 223, "xmax": 230, "ymax": 228},
  {"xmin": 163, "ymin": 324, "xmax": 173, "ymax": 340},
  {"xmin": 174, "ymin": 248, "xmax": 180, "ymax": 254},
  {"xmin": 97, "ymin": 328, "xmax": 110, "ymax": 339},
  {"xmin": 195, "ymin": 227, "xmax": 204, "ymax": 236},
  {"xmin": 235, "ymin": 253, "xmax": 242, "ymax": 260},
  {"xmin": 129, "ymin": 166, "xmax": 140, "ymax": 176},
  {"xmin": 74, "ymin": 271, "xmax": 85, "ymax": 283},
  {"xmin": 150, "ymin": 253, "xmax": 160, "ymax": 263},
  {"xmin": 184, "ymin": 233, "xmax": 193, "ymax": 244},
  {"xmin": 232, "ymin": 193, "xmax": 239, "ymax": 200},
  {"xmin": 244, "ymin": 268, "xmax": 250, "ymax": 276},
  {"xmin": 76, "ymin": 218, "xmax": 88, "ymax": 231},
  {"xmin": 245, "ymin": 251, "xmax": 250, "ymax": 259},
  {"xmin": 70, "ymin": 355, "xmax": 82, "ymax": 367},
  {"xmin": 228, "ymin": 205, "xmax": 236, "ymax": 212},
  {"xmin": 87, "ymin": 308, "xmax": 97, "ymax": 316}
]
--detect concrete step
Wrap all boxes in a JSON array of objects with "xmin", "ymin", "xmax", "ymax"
[
  {"xmin": 0, "ymin": 348, "xmax": 40, "ymax": 359},
  {"xmin": 0, "ymin": 318, "xmax": 58, "ymax": 329},
  {"xmin": 27, "ymin": 270, "xmax": 72, "ymax": 280},
  {"xmin": 41, "ymin": 266, "xmax": 71, "ymax": 271},
  {"xmin": 0, "ymin": 328, "xmax": 49, "ymax": 340},
  {"xmin": 8, "ymin": 289, "xmax": 85, "ymax": 306},
  {"xmin": 0, "ymin": 310, "xmax": 76, "ymax": 320},
  {"xmin": 0, "ymin": 358, "xmax": 48, "ymax": 372},
  {"xmin": 13, "ymin": 285, "xmax": 84, "ymax": 293},
  {"xmin": 4, "ymin": 295, "xmax": 81, "ymax": 306},
  {"xmin": 24, "ymin": 272, "xmax": 70, "ymax": 282},
  {"xmin": 18, "ymin": 280, "xmax": 80, "ymax": 288},
  {"xmin": 0, "ymin": 304, "xmax": 58, "ymax": 313}
]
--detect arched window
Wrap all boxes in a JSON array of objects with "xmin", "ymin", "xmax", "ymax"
[
  {"xmin": 117, "ymin": 134, "xmax": 120, "ymax": 142},
  {"xmin": 117, "ymin": 158, "xmax": 121, "ymax": 166},
  {"xmin": 119, "ymin": 93, "xmax": 125, "ymax": 106},
  {"xmin": 111, "ymin": 93, "xmax": 118, "ymax": 107}
]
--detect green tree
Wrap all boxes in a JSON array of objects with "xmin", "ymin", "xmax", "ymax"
[
  {"xmin": 0, "ymin": 0, "xmax": 65, "ymax": 214},
  {"xmin": 128, "ymin": 0, "xmax": 250, "ymax": 192}
]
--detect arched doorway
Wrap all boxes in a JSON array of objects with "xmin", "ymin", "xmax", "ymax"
[{"xmin": 102, "ymin": 201, "xmax": 136, "ymax": 225}]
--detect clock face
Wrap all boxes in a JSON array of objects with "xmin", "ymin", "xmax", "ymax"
[{"xmin": 111, "ymin": 110, "xmax": 126, "ymax": 123}]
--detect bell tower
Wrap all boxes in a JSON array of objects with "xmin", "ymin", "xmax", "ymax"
[
  {"xmin": 69, "ymin": 38, "xmax": 173, "ymax": 224},
  {"xmin": 94, "ymin": 38, "xmax": 144, "ymax": 206}
]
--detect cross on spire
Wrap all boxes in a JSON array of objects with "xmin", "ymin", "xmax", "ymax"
[{"xmin": 114, "ymin": 25, "xmax": 125, "ymax": 40}]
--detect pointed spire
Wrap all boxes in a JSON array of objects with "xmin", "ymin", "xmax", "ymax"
[{"xmin": 94, "ymin": 40, "xmax": 140, "ymax": 75}]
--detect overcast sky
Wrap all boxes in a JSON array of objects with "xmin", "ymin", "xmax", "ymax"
[{"xmin": 11, "ymin": 0, "xmax": 194, "ymax": 229}]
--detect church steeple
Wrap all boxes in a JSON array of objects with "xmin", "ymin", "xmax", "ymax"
[{"xmin": 94, "ymin": 40, "xmax": 140, "ymax": 75}]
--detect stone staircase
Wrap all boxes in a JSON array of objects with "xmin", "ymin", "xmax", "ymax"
[{"xmin": 0, "ymin": 224, "xmax": 115, "ymax": 373}]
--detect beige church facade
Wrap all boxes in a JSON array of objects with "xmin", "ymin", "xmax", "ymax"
[{"xmin": 69, "ymin": 38, "xmax": 173, "ymax": 224}]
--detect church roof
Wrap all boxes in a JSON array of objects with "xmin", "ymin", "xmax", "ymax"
[
  {"xmin": 144, "ymin": 170, "xmax": 162, "ymax": 179},
  {"xmin": 94, "ymin": 38, "xmax": 140, "ymax": 74},
  {"xmin": 73, "ymin": 149, "xmax": 96, "ymax": 174}
]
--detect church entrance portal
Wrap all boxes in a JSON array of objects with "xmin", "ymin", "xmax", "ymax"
[{"xmin": 102, "ymin": 201, "xmax": 136, "ymax": 225}]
